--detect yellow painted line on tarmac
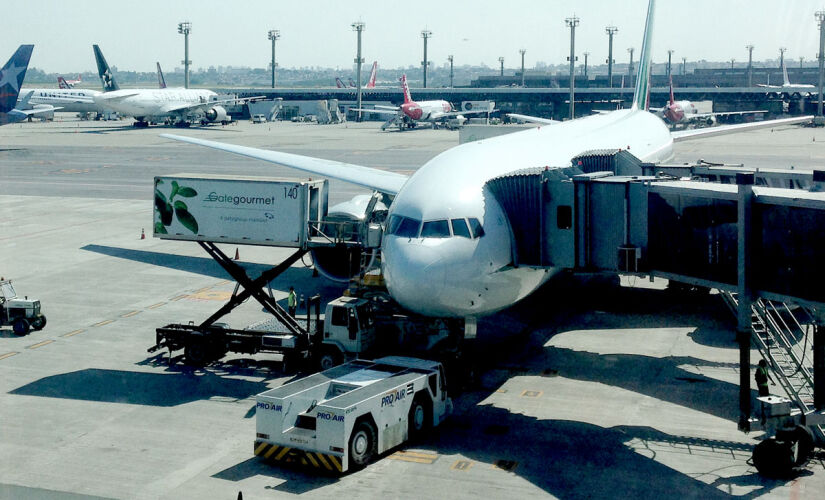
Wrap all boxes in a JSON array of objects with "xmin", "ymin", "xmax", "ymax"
[
  {"xmin": 120, "ymin": 310, "xmax": 141, "ymax": 318},
  {"xmin": 194, "ymin": 286, "xmax": 211, "ymax": 293},
  {"xmin": 147, "ymin": 302, "xmax": 166, "ymax": 309},
  {"xmin": 520, "ymin": 390, "xmax": 543, "ymax": 398},
  {"xmin": 27, "ymin": 340, "xmax": 54, "ymax": 349},
  {"xmin": 451, "ymin": 460, "xmax": 474, "ymax": 471},
  {"xmin": 61, "ymin": 329, "xmax": 85, "ymax": 338},
  {"xmin": 388, "ymin": 450, "xmax": 439, "ymax": 464},
  {"xmin": 0, "ymin": 352, "xmax": 19, "ymax": 361},
  {"xmin": 170, "ymin": 294, "xmax": 188, "ymax": 301},
  {"xmin": 216, "ymin": 280, "xmax": 232, "ymax": 286},
  {"xmin": 92, "ymin": 319, "xmax": 114, "ymax": 327}
]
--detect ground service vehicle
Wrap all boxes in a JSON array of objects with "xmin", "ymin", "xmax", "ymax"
[
  {"xmin": 254, "ymin": 356, "xmax": 451, "ymax": 472},
  {"xmin": 0, "ymin": 279, "xmax": 46, "ymax": 335}
]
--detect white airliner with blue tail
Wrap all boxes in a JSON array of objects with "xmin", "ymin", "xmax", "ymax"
[{"xmin": 163, "ymin": 0, "xmax": 811, "ymax": 319}]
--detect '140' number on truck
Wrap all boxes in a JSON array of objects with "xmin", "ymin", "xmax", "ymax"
[{"xmin": 284, "ymin": 186, "xmax": 298, "ymax": 199}]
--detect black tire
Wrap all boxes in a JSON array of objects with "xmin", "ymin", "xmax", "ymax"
[
  {"xmin": 317, "ymin": 346, "xmax": 342, "ymax": 371},
  {"xmin": 12, "ymin": 318, "xmax": 30, "ymax": 335},
  {"xmin": 781, "ymin": 425, "xmax": 815, "ymax": 466},
  {"xmin": 348, "ymin": 420, "xmax": 377, "ymax": 468},
  {"xmin": 753, "ymin": 438, "xmax": 795, "ymax": 477},
  {"xmin": 184, "ymin": 341, "xmax": 209, "ymax": 367},
  {"xmin": 407, "ymin": 395, "xmax": 432, "ymax": 440},
  {"xmin": 31, "ymin": 315, "xmax": 47, "ymax": 331}
]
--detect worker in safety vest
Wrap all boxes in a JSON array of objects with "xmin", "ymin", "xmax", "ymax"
[
  {"xmin": 755, "ymin": 359, "xmax": 775, "ymax": 397},
  {"xmin": 287, "ymin": 286, "xmax": 297, "ymax": 318}
]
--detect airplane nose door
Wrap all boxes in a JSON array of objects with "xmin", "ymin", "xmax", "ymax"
[{"xmin": 382, "ymin": 240, "xmax": 448, "ymax": 316}]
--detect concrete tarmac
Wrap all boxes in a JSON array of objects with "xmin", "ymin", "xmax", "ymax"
[{"xmin": 1, "ymin": 116, "xmax": 824, "ymax": 499}]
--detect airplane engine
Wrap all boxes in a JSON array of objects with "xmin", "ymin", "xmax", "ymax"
[
  {"xmin": 204, "ymin": 105, "xmax": 228, "ymax": 123},
  {"xmin": 311, "ymin": 194, "xmax": 387, "ymax": 282}
]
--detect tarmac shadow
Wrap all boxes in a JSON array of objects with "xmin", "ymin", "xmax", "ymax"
[
  {"xmin": 9, "ymin": 368, "xmax": 266, "ymax": 407},
  {"xmin": 212, "ymin": 457, "xmax": 338, "ymax": 494}
]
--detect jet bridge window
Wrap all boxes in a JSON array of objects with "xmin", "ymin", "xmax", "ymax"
[
  {"xmin": 557, "ymin": 205, "xmax": 572, "ymax": 229},
  {"xmin": 421, "ymin": 220, "xmax": 451, "ymax": 238},
  {"xmin": 395, "ymin": 217, "xmax": 422, "ymax": 238},
  {"xmin": 450, "ymin": 219, "xmax": 472, "ymax": 238},
  {"xmin": 468, "ymin": 218, "xmax": 485, "ymax": 238}
]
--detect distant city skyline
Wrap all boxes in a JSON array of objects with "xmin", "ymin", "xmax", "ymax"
[{"xmin": 2, "ymin": 1, "xmax": 823, "ymax": 74}]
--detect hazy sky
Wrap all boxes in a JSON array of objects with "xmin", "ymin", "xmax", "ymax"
[{"xmin": 2, "ymin": 0, "xmax": 822, "ymax": 73}]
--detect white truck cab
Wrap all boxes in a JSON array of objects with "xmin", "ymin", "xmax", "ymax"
[
  {"xmin": 254, "ymin": 356, "xmax": 451, "ymax": 473},
  {"xmin": 0, "ymin": 280, "xmax": 46, "ymax": 335}
]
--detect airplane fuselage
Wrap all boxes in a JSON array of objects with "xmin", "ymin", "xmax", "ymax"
[
  {"xmin": 382, "ymin": 108, "xmax": 674, "ymax": 317},
  {"xmin": 662, "ymin": 100, "xmax": 696, "ymax": 124},
  {"xmin": 401, "ymin": 100, "xmax": 453, "ymax": 122},
  {"xmin": 23, "ymin": 88, "xmax": 102, "ymax": 113},
  {"xmin": 94, "ymin": 88, "xmax": 218, "ymax": 121}
]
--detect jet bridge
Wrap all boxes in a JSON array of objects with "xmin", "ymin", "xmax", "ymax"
[{"xmin": 486, "ymin": 151, "xmax": 825, "ymax": 476}]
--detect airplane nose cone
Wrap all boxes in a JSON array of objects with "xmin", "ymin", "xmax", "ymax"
[{"xmin": 382, "ymin": 239, "xmax": 448, "ymax": 316}]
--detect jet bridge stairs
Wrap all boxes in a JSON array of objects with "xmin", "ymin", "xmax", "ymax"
[{"xmin": 485, "ymin": 149, "xmax": 825, "ymax": 476}]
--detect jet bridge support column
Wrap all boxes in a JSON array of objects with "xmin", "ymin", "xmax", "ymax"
[
  {"xmin": 816, "ymin": 322, "xmax": 825, "ymax": 411},
  {"xmin": 737, "ymin": 173, "xmax": 755, "ymax": 431}
]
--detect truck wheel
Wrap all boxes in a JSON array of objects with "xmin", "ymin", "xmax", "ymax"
[
  {"xmin": 12, "ymin": 318, "xmax": 30, "ymax": 335},
  {"xmin": 32, "ymin": 315, "xmax": 47, "ymax": 331},
  {"xmin": 184, "ymin": 342, "xmax": 209, "ymax": 367},
  {"xmin": 317, "ymin": 347, "xmax": 342, "ymax": 371},
  {"xmin": 349, "ymin": 420, "xmax": 377, "ymax": 468},
  {"xmin": 753, "ymin": 438, "xmax": 795, "ymax": 477},
  {"xmin": 408, "ymin": 395, "xmax": 432, "ymax": 439}
]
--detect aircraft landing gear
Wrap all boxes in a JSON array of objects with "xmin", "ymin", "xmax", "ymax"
[{"xmin": 133, "ymin": 120, "xmax": 149, "ymax": 128}]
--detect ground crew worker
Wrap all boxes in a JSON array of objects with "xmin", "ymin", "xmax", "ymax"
[
  {"xmin": 287, "ymin": 286, "xmax": 297, "ymax": 318},
  {"xmin": 755, "ymin": 359, "xmax": 775, "ymax": 397}
]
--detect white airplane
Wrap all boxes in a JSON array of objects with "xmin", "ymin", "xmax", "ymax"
[
  {"xmin": 758, "ymin": 61, "xmax": 816, "ymax": 97},
  {"xmin": 162, "ymin": 0, "xmax": 810, "ymax": 320},
  {"xmin": 20, "ymin": 87, "xmax": 101, "ymax": 114},
  {"xmin": 651, "ymin": 76, "xmax": 767, "ymax": 126},
  {"xmin": 92, "ymin": 45, "xmax": 251, "ymax": 127},
  {"xmin": 353, "ymin": 74, "xmax": 491, "ymax": 130}
]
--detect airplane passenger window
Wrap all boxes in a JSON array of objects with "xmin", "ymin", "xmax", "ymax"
[
  {"xmin": 468, "ymin": 218, "xmax": 485, "ymax": 238},
  {"xmin": 386, "ymin": 215, "xmax": 402, "ymax": 235},
  {"xmin": 450, "ymin": 219, "xmax": 472, "ymax": 238},
  {"xmin": 395, "ymin": 217, "xmax": 422, "ymax": 238},
  {"xmin": 421, "ymin": 220, "xmax": 451, "ymax": 238}
]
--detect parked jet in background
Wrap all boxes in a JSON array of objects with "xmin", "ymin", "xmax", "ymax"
[
  {"xmin": 758, "ymin": 62, "xmax": 817, "ymax": 97},
  {"xmin": 157, "ymin": 62, "xmax": 167, "ymax": 89},
  {"xmin": 650, "ymin": 76, "xmax": 766, "ymax": 126},
  {"xmin": 92, "ymin": 45, "xmax": 255, "ymax": 127},
  {"xmin": 354, "ymin": 74, "xmax": 492, "ymax": 130},
  {"xmin": 57, "ymin": 74, "xmax": 82, "ymax": 89},
  {"xmin": 335, "ymin": 62, "xmax": 378, "ymax": 89},
  {"xmin": 0, "ymin": 45, "xmax": 60, "ymax": 125},
  {"xmin": 163, "ymin": 0, "xmax": 810, "ymax": 319}
]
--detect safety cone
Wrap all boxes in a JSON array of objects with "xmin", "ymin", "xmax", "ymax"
[
  {"xmin": 234, "ymin": 248, "xmax": 240, "ymax": 260},
  {"xmin": 140, "ymin": 228, "xmax": 145, "ymax": 240}
]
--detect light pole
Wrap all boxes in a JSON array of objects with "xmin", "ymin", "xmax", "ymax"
[
  {"xmin": 682, "ymin": 57, "xmax": 686, "ymax": 76},
  {"xmin": 421, "ymin": 30, "xmax": 432, "ymax": 88},
  {"xmin": 583, "ymin": 52, "xmax": 589, "ymax": 77},
  {"xmin": 267, "ymin": 30, "xmax": 280, "ymax": 89},
  {"xmin": 800, "ymin": 56, "xmax": 805, "ymax": 68},
  {"xmin": 498, "ymin": 56, "xmax": 504, "ymax": 77},
  {"xmin": 447, "ymin": 55, "xmax": 454, "ymax": 88},
  {"xmin": 730, "ymin": 58, "xmax": 736, "ymax": 69},
  {"xmin": 667, "ymin": 49, "xmax": 674, "ymax": 81},
  {"xmin": 816, "ymin": 11, "xmax": 825, "ymax": 117},
  {"xmin": 627, "ymin": 47, "xmax": 634, "ymax": 87},
  {"xmin": 605, "ymin": 26, "xmax": 618, "ymax": 88},
  {"xmin": 177, "ymin": 21, "xmax": 192, "ymax": 89},
  {"xmin": 746, "ymin": 44, "xmax": 754, "ymax": 87},
  {"xmin": 566, "ymin": 16, "xmax": 579, "ymax": 119},
  {"xmin": 352, "ymin": 21, "xmax": 365, "ymax": 122},
  {"xmin": 779, "ymin": 47, "xmax": 787, "ymax": 69},
  {"xmin": 519, "ymin": 49, "xmax": 526, "ymax": 87}
]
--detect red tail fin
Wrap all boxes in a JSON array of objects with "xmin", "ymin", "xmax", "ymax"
[
  {"xmin": 400, "ymin": 74, "xmax": 412, "ymax": 104},
  {"xmin": 57, "ymin": 76, "xmax": 68, "ymax": 89},
  {"xmin": 335, "ymin": 77, "xmax": 345, "ymax": 88},
  {"xmin": 366, "ymin": 61, "xmax": 377, "ymax": 88},
  {"xmin": 668, "ymin": 74, "xmax": 675, "ymax": 105}
]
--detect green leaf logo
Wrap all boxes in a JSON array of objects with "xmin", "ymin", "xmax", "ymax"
[{"xmin": 156, "ymin": 182, "xmax": 200, "ymax": 234}]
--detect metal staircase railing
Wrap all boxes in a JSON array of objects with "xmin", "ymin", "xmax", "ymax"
[{"xmin": 720, "ymin": 291, "xmax": 824, "ymax": 441}]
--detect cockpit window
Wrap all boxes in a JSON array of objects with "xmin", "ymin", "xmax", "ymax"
[
  {"xmin": 421, "ymin": 220, "xmax": 451, "ymax": 238},
  {"xmin": 395, "ymin": 217, "xmax": 422, "ymax": 238},
  {"xmin": 468, "ymin": 218, "xmax": 485, "ymax": 238},
  {"xmin": 450, "ymin": 218, "xmax": 471, "ymax": 238},
  {"xmin": 386, "ymin": 215, "xmax": 402, "ymax": 235}
]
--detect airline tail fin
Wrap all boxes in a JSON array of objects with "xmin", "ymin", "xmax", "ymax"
[
  {"xmin": 93, "ymin": 44, "xmax": 119, "ymax": 92},
  {"xmin": 347, "ymin": 78, "xmax": 357, "ymax": 88},
  {"xmin": 335, "ymin": 77, "xmax": 345, "ymax": 88},
  {"xmin": 668, "ymin": 74, "xmax": 675, "ymax": 105},
  {"xmin": 782, "ymin": 61, "xmax": 790, "ymax": 86},
  {"xmin": 631, "ymin": 0, "xmax": 656, "ymax": 110},
  {"xmin": 400, "ymin": 74, "xmax": 413, "ymax": 104},
  {"xmin": 156, "ymin": 62, "xmax": 167, "ymax": 89},
  {"xmin": 366, "ymin": 61, "xmax": 377, "ymax": 88},
  {"xmin": 57, "ymin": 76, "xmax": 70, "ymax": 89},
  {"xmin": 0, "ymin": 45, "xmax": 34, "ymax": 113}
]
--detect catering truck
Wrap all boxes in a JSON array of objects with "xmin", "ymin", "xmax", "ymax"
[{"xmin": 254, "ymin": 356, "xmax": 452, "ymax": 473}]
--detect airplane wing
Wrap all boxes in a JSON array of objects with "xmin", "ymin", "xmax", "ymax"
[
  {"xmin": 507, "ymin": 113, "xmax": 559, "ymax": 125},
  {"xmin": 691, "ymin": 110, "xmax": 768, "ymax": 119},
  {"xmin": 671, "ymin": 115, "xmax": 812, "ymax": 142},
  {"xmin": 21, "ymin": 106, "xmax": 63, "ymax": 116},
  {"xmin": 160, "ymin": 134, "xmax": 409, "ymax": 195},
  {"xmin": 163, "ymin": 96, "xmax": 266, "ymax": 115},
  {"xmin": 349, "ymin": 108, "xmax": 399, "ymax": 116}
]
